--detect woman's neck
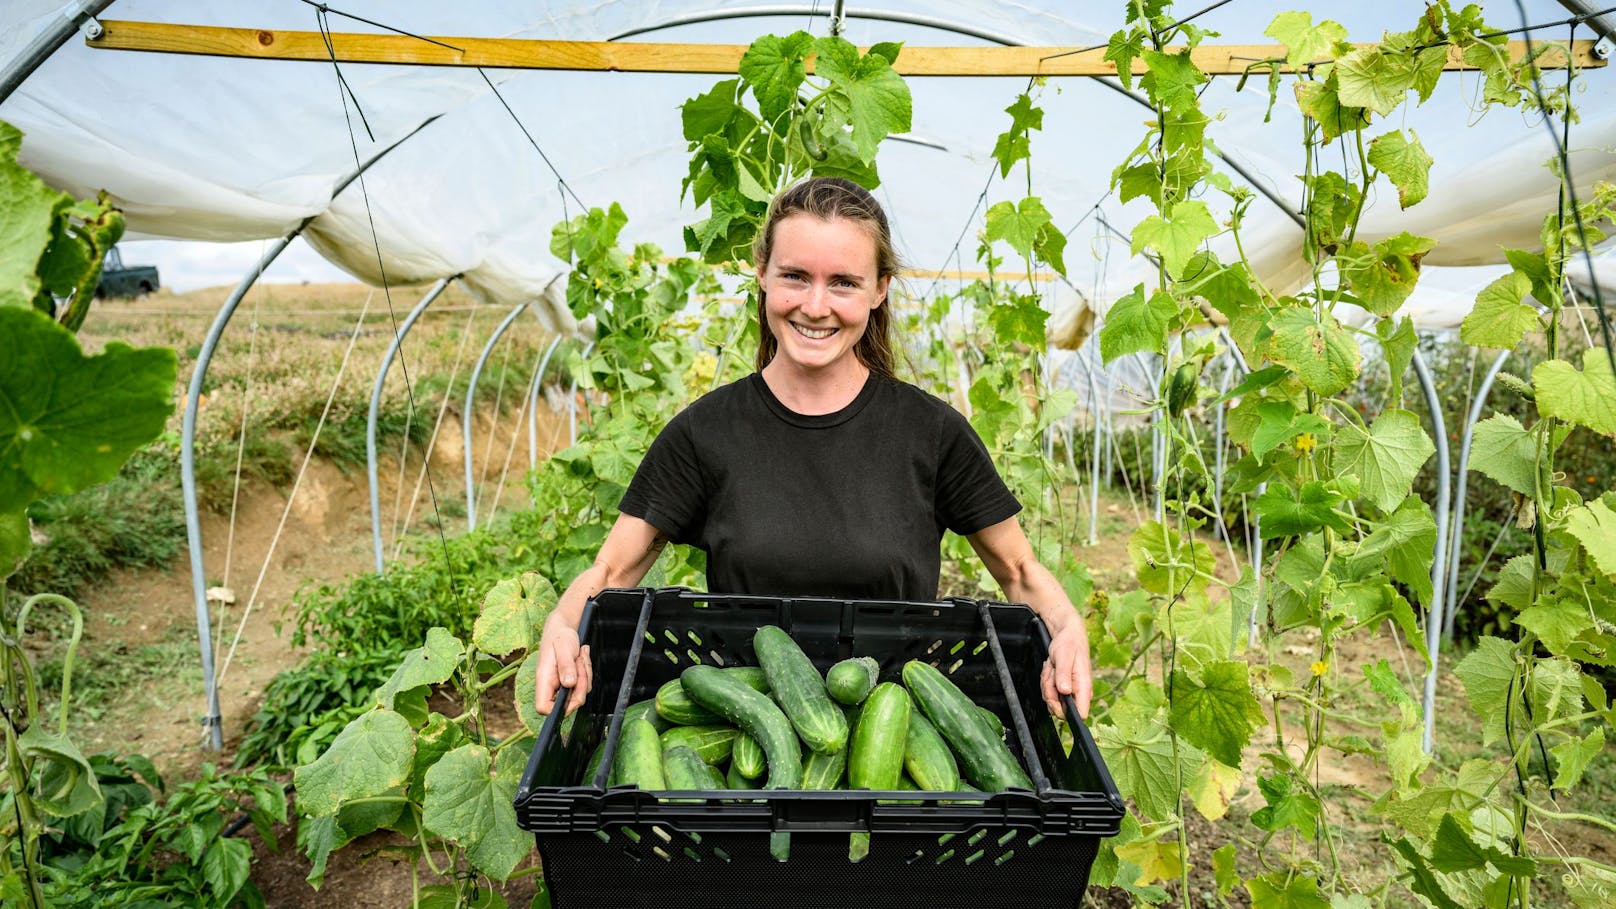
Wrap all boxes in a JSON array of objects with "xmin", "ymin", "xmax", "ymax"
[{"xmin": 760, "ymin": 359, "xmax": 872, "ymax": 415}]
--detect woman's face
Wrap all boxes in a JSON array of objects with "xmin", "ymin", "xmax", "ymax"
[{"xmin": 759, "ymin": 214, "xmax": 889, "ymax": 377}]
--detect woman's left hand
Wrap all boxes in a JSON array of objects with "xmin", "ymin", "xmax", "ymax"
[{"xmin": 1041, "ymin": 617, "xmax": 1093, "ymax": 720}]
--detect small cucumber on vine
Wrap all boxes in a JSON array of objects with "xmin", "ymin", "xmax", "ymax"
[{"xmin": 1167, "ymin": 361, "xmax": 1200, "ymax": 418}]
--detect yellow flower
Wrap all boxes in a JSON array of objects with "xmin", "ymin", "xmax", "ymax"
[
  {"xmin": 1295, "ymin": 433, "xmax": 1317, "ymax": 453},
  {"xmin": 1310, "ymin": 660, "xmax": 1328, "ymax": 677}
]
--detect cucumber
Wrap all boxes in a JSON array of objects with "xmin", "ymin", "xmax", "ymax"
[
  {"xmin": 801, "ymin": 745, "xmax": 847, "ymax": 790},
  {"xmin": 656, "ymin": 678, "xmax": 719, "ymax": 725},
  {"xmin": 681, "ymin": 664, "xmax": 802, "ymax": 789},
  {"xmin": 903, "ymin": 711, "xmax": 960, "ymax": 791},
  {"xmin": 662, "ymin": 745, "xmax": 724, "ymax": 794},
  {"xmin": 612, "ymin": 717, "xmax": 666, "ymax": 790},
  {"xmin": 726, "ymin": 760, "xmax": 762, "ymax": 790},
  {"xmin": 847, "ymin": 682, "xmax": 910, "ymax": 790},
  {"xmin": 825, "ymin": 656, "xmax": 880, "ymax": 706},
  {"xmin": 660, "ymin": 725, "xmax": 739, "ymax": 765},
  {"xmin": 903, "ymin": 661, "xmax": 1033, "ymax": 792},
  {"xmin": 752, "ymin": 626, "xmax": 848, "ymax": 755},
  {"xmin": 879, "ymin": 773, "xmax": 922, "ymax": 805},
  {"xmin": 979, "ymin": 706, "xmax": 1005, "ymax": 739},
  {"xmin": 623, "ymin": 697, "xmax": 671, "ymax": 733},
  {"xmin": 582, "ymin": 738, "xmax": 607, "ymax": 785},
  {"xmin": 731, "ymin": 731, "xmax": 765, "ymax": 779},
  {"xmin": 655, "ymin": 668, "xmax": 769, "ymax": 726}
]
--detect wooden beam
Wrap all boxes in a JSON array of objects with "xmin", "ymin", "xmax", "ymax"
[{"xmin": 88, "ymin": 21, "xmax": 1604, "ymax": 74}]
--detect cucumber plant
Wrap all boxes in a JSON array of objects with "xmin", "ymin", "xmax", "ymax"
[{"xmin": 0, "ymin": 120, "xmax": 178, "ymax": 909}]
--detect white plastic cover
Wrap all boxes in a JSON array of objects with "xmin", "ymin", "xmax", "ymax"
[{"xmin": 2, "ymin": 0, "xmax": 1612, "ymax": 341}]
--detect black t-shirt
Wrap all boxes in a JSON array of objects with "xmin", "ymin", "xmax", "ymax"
[{"xmin": 618, "ymin": 372, "xmax": 1021, "ymax": 600}]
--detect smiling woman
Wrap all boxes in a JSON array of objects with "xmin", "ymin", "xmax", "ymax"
[{"xmin": 532, "ymin": 175, "xmax": 1094, "ymax": 722}]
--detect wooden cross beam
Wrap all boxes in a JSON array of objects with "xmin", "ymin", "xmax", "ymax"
[{"xmin": 86, "ymin": 21, "xmax": 1605, "ymax": 74}]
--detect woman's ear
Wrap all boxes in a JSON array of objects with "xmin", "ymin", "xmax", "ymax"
[{"xmin": 873, "ymin": 275, "xmax": 891, "ymax": 309}]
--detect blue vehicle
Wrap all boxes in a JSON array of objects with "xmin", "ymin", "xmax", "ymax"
[{"xmin": 95, "ymin": 246, "xmax": 160, "ymax": 297}]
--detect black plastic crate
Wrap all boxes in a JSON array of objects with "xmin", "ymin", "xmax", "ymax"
[{"xmin": 513, "ymin": 588, "xmax": 1125, "ymax": 909}]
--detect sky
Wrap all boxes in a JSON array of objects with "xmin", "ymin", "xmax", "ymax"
[{"xmin": 124, "ymin": 237, "xmax": 354, "ymax": 293}]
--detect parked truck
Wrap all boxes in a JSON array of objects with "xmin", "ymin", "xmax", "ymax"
[{"xmin": 95, "ymin": 246, "xmax": 160, "ymax": 297}]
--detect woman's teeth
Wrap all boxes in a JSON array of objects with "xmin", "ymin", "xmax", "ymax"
[{"xmin": 793, "ymin": 324, "xmax": 836, "ymax": 340}]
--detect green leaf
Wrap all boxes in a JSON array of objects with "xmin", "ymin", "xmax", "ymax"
[
  {"xmin": 1430, "ymin": 812, "xmax": 1538, "ymax": 876},
  {"xmin": 1305, "ymin": 170, "xmax": 1360, "ymax": 252},
  {"xmin": 1565, "ymin": 498, "xmax": 1616, "ymax": 578},
  {"xmin": 1515, "ymin": 599, "xmax": 1592, "ymax": 655},
  {"xmin": 1105, "ymin": 30, "xmax": 1143, "ymax": 91},
  {"xmin": 1349, "ymin": 496, "xmax": 1438, "ymax": 612},
  {"xmin": 18, "ymin": 725, "xmax": 101, "ymax": 817},
  {"xmin": 1, "ymin": 509, "xmax": 28, "ymax": 578},
  {"xmin": 1131, "ymin": 200, "xmax": 1218, "ymax": 278},
  {"xmin": 1251, "ymin": 774, "xmax": 1320, "ymax": 838},
  {"xmin": 373, "ymin": 627, "xmax": 466, "ymax": 715},
  {"xmin": 1294, "ymin": 79, "xmax": 1369, "ymax": 143},
  {"xmin": 0, "ymin": 121, "xmax": 21, "ymax": 159},
  {"xmin": 1487, "ymin": 555, "xmax": 1536, "ymax": 610},
  {"xmin": 1251, "ymin": 401, "xmax": 1331, "ymax": 463},
  {"xmin": 294, "ymin": 709, "xmax": 415, "ymax": 817},
  {"xmin": 1390, "ymin": 837, "xmax": 1465, "ymax": 909},
  {"xmin": 1365, "ymin": 659, "xmax": 1416, "ymax": 709},
  {"xmin": 1504, "ymin": 247, "xmax": 1559, "ymax": 309},
  {"xmin": 1468, "ymin": 414, "xmax": 1539, "ymax": 496},
  {"xmin": 1454, "ymin": 636, "xmax": 1518, "ymax": 745},
  {"xmin": 814, "ymin": 37, "xmax": 911, "ymax": 161},
  {"xmin": 423, "ymin": 743, "xmax": 533, "ymax": 881},
  {"xmin": 1169, "ymin": 660, "xmax": 1264, "ymax": 766},
  {"xmin": 1094, "ymin": 723, "xmax": 1183, "ymax": 820},
  {"xmin": 1368, "ymin": 130, "xmax": 1433, "ymax": 209},
  {"xmin": 991, "ymin": 93, "xmax": 1043, "ymax": 178},
  {"xmin": 297, "ymin": 813, "xmax": 343, "ymax": 888},
  {"xmin": 516, "ymin": 650, "xmax": 546, "ymax": 736},
  {"xmin": 475, "ymin": 571, "xmax": 555, "ymax": 656},
  {"xmin": 1265, "ymin": 11, "xmax": 1348, "ymax": 66},
  {"xmin": 985, "ymin": 197, "xmax": 1053, "ymax": 262},
  {"xmin": 0, "ymin": 308, "xmax": 178, "ymax": 513},
  {"xmin": 1099, "ymin": 284, "xmax": 1175, "ymax": 364},
  {"xmin": 1253, "ymin": 481, "xmax": 1351, "ymax": 538},
  {"xmin": 201, "ymin": 837, "xmax": 253, "ymax": 901},
  {"xmin": 1377, "ymin": 315, "xmax": 1416, "ymax": 404},
  {"xmin": 0, "ymin": 152, "xmax": 65, "ymax": 309},
  {"xmin": 1534, "ymin": 352, "xmax": 1616, "ymax": 438},
  {"xmin": 1128, "ymin": 520, "xmax": 1215, "ymax": 595},
  {"xmin": 1141, "ymin": 48, "xmax": 1207, "ymax": 114},
  {"xmin": 1342, "ymin": 233, "xmax": 1435, "ymax": 317},
  {"xmin": 1550, "ymin": 727, "xmax": 1605, "ymax": 790},
  {"xmin": 1247, "ymin": 871, "xmax": 1330, "ymax": 909},
  {"xmin": 986, "ymin": 294, "xmax": 1051, "ymax": 349},
  {"xmin": 1335, "ymin": 46, "xmax": 1416, "ymax": 116},
  {"xmin": 1462, "ymin": 271, "xmax": 1539, "ymax": 350},
  {"xmin": 679, "ymin": 79, "xmax": 739, "ymax": 144},
  {"xmin": 1411, "ymin": 45, "xmax": 1449, "ymax": 103},
  {"xmin": 1264, "ymin": 307, "xmax": 1360, "ymax": 397},
  {"xmin": 1335, "ymin": 409, "xmax": 1434, "ymax": 513},
  {"xmin": 739, "ymin": 32, "xmax": 813, "ymax": 124},
  {"xmin": 1212, "ymin": 844, "xmax": 1239, "ymax": 896}
]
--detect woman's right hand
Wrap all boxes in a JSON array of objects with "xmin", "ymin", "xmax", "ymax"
[{"xmin": 534, "ymin": 609, "xmax": 593, "ymax": 716}]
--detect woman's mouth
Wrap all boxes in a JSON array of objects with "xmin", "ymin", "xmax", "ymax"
[{"xmin": 791, "ymin": 323, "xmax": 837, "ymax": 340}]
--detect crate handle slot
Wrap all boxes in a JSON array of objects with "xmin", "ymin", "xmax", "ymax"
[{"xmin": 976, "ymin": 602, "xmax": 1052, "ymax": 793}]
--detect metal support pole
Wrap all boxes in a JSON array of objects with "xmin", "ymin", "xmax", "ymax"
[
  {"xmin": 179, "ymin": 239, "xmax": 291, "ymax": 750},
  {"xmin": 173, "ymin": 116, "xmax": 438, "ymax": 750},
  {"xmin": 1412, "ymin": 350, "xmax": 1452, "ymax": 754},
  {"xmin": 1444, "ymin": 349, "xmax": 1511, "ymax": 640},
  {"xmin": 0, "ymin": 0, "xmax": 118, "ymax": 104},
  {"xmin": 527, "ymin": 335, "xmax": 564, "ymax": 470},
  {"xmin": 367, "ymin": 277, "xmax": 453, "ymax": 573},
  {"xmin": 464, "ymin": 302, "xmax": 529, "ymax": 532}
]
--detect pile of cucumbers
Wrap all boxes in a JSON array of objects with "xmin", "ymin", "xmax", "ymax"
[{"xmin": 586, "ymin": 625, "xmax": 1034, "ymax": 795}]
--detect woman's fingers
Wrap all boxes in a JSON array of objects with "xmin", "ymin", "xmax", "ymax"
[{"xmin": 566, "ymin": 644, "xmax": 593, "ymax": 713}]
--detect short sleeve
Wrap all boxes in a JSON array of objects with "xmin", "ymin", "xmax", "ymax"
[
  {"xmin": 617, "ymin": 412, "xmax": 707, "ymax": 542},
  {"xmin": 933, "ymin": 408, "xmax": 1022, "ymax": 536}
]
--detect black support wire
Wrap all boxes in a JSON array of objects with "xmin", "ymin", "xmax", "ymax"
[{"xmin": 314, "ymin": 8, "xmax": 458, "ymax": 578}]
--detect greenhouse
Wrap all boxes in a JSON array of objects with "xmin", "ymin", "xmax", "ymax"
[{"xmin": 2, "ymin": 1, "xmax": 1614, "ymax": 907}]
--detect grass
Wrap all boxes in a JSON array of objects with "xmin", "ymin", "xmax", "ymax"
[{"xmin": 35, "ymin": 625, "xmax": 200, "ymax": 722}]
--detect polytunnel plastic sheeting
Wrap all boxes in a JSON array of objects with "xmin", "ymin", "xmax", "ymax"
[{"xmin": 3, "ymin": 1, "xmax": 1614, "ymax": 335}]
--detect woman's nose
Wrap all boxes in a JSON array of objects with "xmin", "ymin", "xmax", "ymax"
[{"xmin": 800, "ymin": 283, "xmax": 831, "ymax": 317}]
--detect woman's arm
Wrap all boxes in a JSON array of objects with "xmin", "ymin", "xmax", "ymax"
[
  {"xmin": 534, "ymin": 513, "xmax": 671, "ymax": 715},
  {"xmin": 965, "ymin": 516, "xmax": 1093, "ymax": 719}
]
